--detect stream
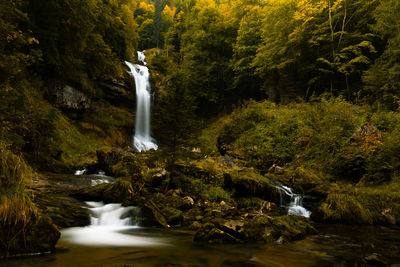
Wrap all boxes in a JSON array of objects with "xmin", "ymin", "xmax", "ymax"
[{"xmin": 3, "ymin": 175, "xmax": 400, "ymax": 266}]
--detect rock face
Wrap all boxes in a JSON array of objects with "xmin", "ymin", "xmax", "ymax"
[
  {"xmin": 0, "ymin": 215, "xmax": 60, "ymax": 258},
  {"xmin": 48, "ymin": 82, "xmax": 90, "ymax": 110}
]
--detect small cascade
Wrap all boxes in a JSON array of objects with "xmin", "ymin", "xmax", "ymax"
[
  {"xmin": 87, "ymin": 201, "xmax": 140, "ymax": 227},
  {"xmin": 272, "ymin": 181, "xmax": 311, "ymax": 218},
  {"xmin": 61, "ymin": 201, "xmax": 164, "ymax": 247},
  {"xmin": 125, "ymin": 51, "xmax": 158, "ymax": 152}
]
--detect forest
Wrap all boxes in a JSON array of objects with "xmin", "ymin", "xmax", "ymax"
[{"xmin": 1, "ymin": 0, "xmax": 400, "ymax": 265}]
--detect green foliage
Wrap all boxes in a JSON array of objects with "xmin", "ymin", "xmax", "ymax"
[
  {"xmin": 200, "ymin": 97, "xmax": 400, "ymax": 189},
  {"xmin": 363, "ymin": 0, "xmax": 400, "ymax": 109}
]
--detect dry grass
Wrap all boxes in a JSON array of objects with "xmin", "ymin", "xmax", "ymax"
[{"xmin": 0, "ymin": 142, "xmax": 38, "ymax": 225}]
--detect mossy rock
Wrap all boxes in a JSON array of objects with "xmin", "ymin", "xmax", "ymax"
[
  {"xmin": 0, "ymin": 214, "xmax": 60, "ymax": 258},
  {"xmin": 224, "ymin": 168, "xmax": 279, "ymax": 201},
  {"xmin": 34, "ymin": 193, "xmax": 90, "ymax": 228},
  {"xmin": 96, "ymin": 147, "xmax": 143, "ymax": 177},
  {"xmin": 72, "ymin": 179, "xmax": 135, "ymax": 205},
  {"xmin": 141, "ymin": 200, "xmax": 182, "ymax": 228},
  {"xmin": 194, "ymin": 223, "xmax": 241, "ymax": 244},
  {"xmin": 242, "ymin": 215, "xmax": 317, "ymax": 242}
]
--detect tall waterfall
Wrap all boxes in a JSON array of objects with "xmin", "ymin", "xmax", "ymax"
[{"xmin": 125, "ymin": 51, "xmax": 158, "ymax": 152}]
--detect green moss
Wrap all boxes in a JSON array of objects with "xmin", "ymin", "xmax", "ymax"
[
  {"xmin": 242, "ymin": 215, "xmax": 316, "ymax": 242},
  {"xmin": 201, "ymin": 186, "xmax": 231, "ymax": 202}
]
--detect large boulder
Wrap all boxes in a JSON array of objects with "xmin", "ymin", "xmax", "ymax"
[
  {"xmin": 96, "ymin": 147, "xmax": 143, "ymax": 178},
  {"xmin": 224, "ymin": 169, "xmax": 279, "ymax": 201},
  {"xmin": 72, "ymin": 179, "xmax": 135, "ymax": 206},
  {"xmin": 0, "ymin": 214, "xmax": 60, "ymax": 258}
]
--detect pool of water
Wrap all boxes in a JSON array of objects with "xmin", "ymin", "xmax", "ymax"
[{"xmin": 3, "ymin": 224, "xmax": 400, "ymax": 267}]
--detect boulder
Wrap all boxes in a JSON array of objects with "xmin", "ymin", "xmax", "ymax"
[
  {"xmin": 224, "ymin": 169, "xmax": 279, "ymax": 201},
  {"xmin": 96, "ymin": 147, "xmax": 142, "ymax": 178},
  {"xmin": 242, "ymin": 215, "xmax": 317, "ymax": 243},
  {"xmin": 34, "ymin": 193, "xmax": 90, "ymax": 228},
  {"xmin": 71, "ymin": 179, "xmax": 135, "ymax": 205},
  {"xmin": 194, "ymin": 223, "xmax": 241, "ymax": 244},
  {"xmin": 0, "ymin": 214, "xmax": 60, "ymax": 258}
]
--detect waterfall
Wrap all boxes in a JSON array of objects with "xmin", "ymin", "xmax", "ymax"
[
  {"xmin": 125, "ymin": 51, "xmax": 158, "ymax": 152},
  {"xmin": 86, "ymin": 201, "xmax": 139, "ymax": 226},
  {"xmin": 271, "ymin": 181, "xmax": 311, "ymax": 218},
  {"xmin": 61, "ymin": 201, "xmax": 165, "ymax": 247}
]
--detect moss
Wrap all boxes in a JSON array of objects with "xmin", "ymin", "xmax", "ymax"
[
  {"xmin": 242, "ymin": 215, "xmax": 316, "ymax": 242},
  {"xmin": 225, "ymin": 168, "xmax": 279, "ymax": 201},
  {"xmin": 72, "ymin": 179, "xmax": 135, "ymax": 205}
]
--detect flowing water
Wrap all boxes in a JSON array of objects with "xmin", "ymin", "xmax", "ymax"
[
  {"xmin": 4, "ymin": 175, "xmax": 400, "ymax": 266},
  {"xmin": 125, "ymin": 51, "xmax": 158, "ymax": 152},
  {"xmin": 4, "ymin": 224, "xmax": 400, "ymax": 266},
  {"xmin": 272, "ymin": 180, "xmax": 311, "ymax": 217},
  {"xmin": 61, "ymin": 201, "xmax": 166, "ymax": 247}
]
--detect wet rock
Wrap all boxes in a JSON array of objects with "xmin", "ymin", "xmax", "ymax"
[
  {"xmin": 194, "ymin": 223, "xmax": 241, "ymax": 244},
  {"xmin": 72, "ymin": 179, "xmax": 135, "ymax": 205},
  {"xmin": 141, "ymin": 201, "xmax": 169, "ymax": 228},
  {"xmin": 34, "ymin": 193, "xmax": 90, "ymax": 228},
  {"xmin": 0, "ymin": 215, "xmax": 60, "ymax": 258},
  {"xmin": 217, "ymin": 220, "xmax": 245, "ymax": 239},
  {"xmin": 48, "ymin": 82, "xmax": 90, "ymax": 110},
  {"xmin": 242, "ymin": 215, "xmax": 317, "ymax": 242}
]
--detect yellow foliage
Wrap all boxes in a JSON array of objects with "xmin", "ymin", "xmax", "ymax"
[
  {"xmin": 138, "ymin": 1, "xmax": 155, "ymax": 13},
  {"xmin": 163, "ymin": 5, "xmax": 177, "ymax": 19}
]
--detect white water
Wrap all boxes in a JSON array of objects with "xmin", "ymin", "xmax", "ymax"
[
  {"xmin": 74, "ymin": 169, "xmax": 87, "ymax": 175},
  {"xmin": 61, "ymin": 201, "xmax": 166, "ymax": 247},
  {"xmin": 272, "ymin": 181, "xmax": 311, "ymax": 217},
  {"xmin": 125, "ymin": 51, "xmax": 158, "ymax": 152}
]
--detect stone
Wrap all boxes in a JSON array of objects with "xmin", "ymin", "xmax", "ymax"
[{"xmin": 194, "ymin": 223, "xmax": 241, "ymax": 244}]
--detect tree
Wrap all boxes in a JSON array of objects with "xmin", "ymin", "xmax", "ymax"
[{"xmin": 363, "ymin": 0, "xmax": 400, "ymax": 109}]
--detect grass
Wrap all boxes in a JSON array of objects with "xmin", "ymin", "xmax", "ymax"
[
  {"xmin": 0, "ymin": 142, "xmax": 37, "ymax": 226},
  {"xmin": 198, "ymin": 97, "xmax": 400, "ymax": 225}
]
